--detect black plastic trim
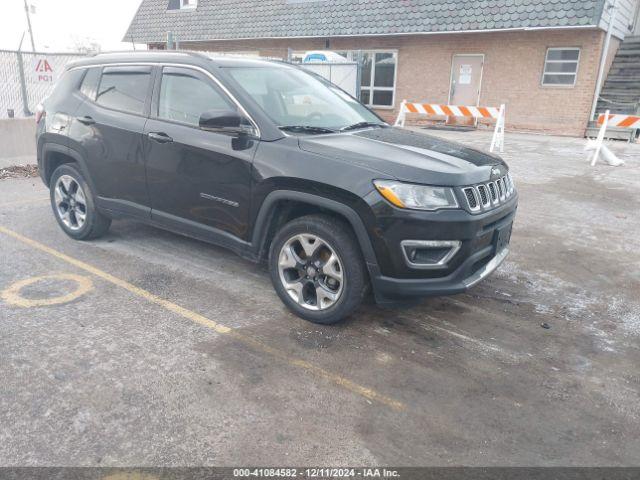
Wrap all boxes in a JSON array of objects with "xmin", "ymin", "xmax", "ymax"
[{"xmin": 251, "ymin": 190, "xmax": 380, "ymax": 274}]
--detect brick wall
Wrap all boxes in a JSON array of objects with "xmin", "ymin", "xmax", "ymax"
[{"xmin": 178, "ymin": 28, "xmax": 609, "ymax": 136}]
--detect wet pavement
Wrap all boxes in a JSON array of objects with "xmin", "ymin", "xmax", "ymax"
[{"xmin": 1, "ymin": 129, "xmax": 639, "ymax": 466}]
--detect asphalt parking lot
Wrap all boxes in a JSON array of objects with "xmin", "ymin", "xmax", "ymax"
[{"xmin": 1, "ymin": 129, "xmax": 639, "ymax": 467}]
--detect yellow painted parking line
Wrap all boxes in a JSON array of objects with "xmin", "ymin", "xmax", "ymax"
[
  {"xmin": 0, "ymin": 225, "xmax": 405, "ymax": 411},
  {"xmin": 0, "ymin": 197, "xmax": 49, "ymax": 208}
]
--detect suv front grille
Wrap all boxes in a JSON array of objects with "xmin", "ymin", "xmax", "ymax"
[
  {"xmin": 477, "ymin": 185, "xmax": 489, "ymax": 207},
  {"xmin": 460, "ymin": 174, "xmax": 515, "ymax": 213},
  {"xmin": 463, "ymin": 188, "xmax": 478, "ymax": 210},
  {"xmin": 488, "ymin": 182, "xmax": 497, "ymax": 202}
]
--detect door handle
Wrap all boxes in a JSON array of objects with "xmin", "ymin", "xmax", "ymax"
[
  {"xmin": 77, "ymin": 116, "xmax": 95, "ymax": 125},
  {"xmin": 148, "ymin": 132, "xmax": 173, "ymax": 144}
]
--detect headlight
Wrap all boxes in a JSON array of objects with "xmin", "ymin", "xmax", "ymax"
[{"xmin": 374, "ymin": 180, "xmax": 459, "ymax": 211}]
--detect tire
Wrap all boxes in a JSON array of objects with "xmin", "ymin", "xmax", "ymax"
[
  {"xmin": 49, "ymin": 164, "xmax": 111, "ymax": 241},
  {"xmin": 269, "ymin": 214, "xmax": 368, "ymax": 324}
]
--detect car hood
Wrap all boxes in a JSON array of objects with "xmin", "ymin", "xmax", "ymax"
[{"xmin": 298, "ymin": 127, "xmax": 507, "ymax": 186}]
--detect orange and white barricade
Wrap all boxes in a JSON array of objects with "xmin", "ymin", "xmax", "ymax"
[
  {"xmin": 394, "ymin": 100, "xmax": 506, "ymax": 153},
  {"xmin": 599, "ymin": 112, "xmax": 640, "ymax": 129},
  {"xmin": 587, "ymin": 110, "xmax": 632, "ymax": 167}
]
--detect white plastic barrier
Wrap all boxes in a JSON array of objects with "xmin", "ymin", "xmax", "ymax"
[{"xmin": 587, "ymin": 110, "xmax": 630, "ymax": 167}]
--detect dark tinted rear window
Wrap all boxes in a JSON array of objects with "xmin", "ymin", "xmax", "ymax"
[{"xmin": 96, "ymin": 67, "xmax": 151, "ymax": 115}]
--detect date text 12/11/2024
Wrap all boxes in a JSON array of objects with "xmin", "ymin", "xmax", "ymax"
[{"xmin": 233, "ymin": 468, "xmax": 401, "ymax": 478}]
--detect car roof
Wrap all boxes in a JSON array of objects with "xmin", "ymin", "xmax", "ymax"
[{"xmin": 66, "ymin": 50, "xmax": 291, "ymax": 70}]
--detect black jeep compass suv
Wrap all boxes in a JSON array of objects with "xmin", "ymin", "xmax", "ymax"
[{"xmin": 36, "ymin": 52, "xmax": 517, "ymax": 324}]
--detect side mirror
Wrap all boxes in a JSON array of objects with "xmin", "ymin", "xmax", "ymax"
[{"xmin": 199, "ymin": 110, "xmax": 254, "ymax": 136}]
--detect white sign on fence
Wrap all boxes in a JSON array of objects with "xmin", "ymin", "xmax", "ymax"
[
  {"xmin": 1, "ymin": 51, "xmax": 83, "ymax": 118},
  {"xmin": 30, "ymin": 57, "xmax": 57, "ymax": 84}
]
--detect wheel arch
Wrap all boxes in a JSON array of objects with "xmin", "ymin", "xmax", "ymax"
[
  {"xmin": 41, "ymin": 143, "xmax": 95, "ymax": 192},
  {"xmin": 251, "ymin": 190, "xmax": 380, "ymax": 276}
]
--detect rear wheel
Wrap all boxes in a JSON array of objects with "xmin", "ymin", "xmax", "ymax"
[
  {"xmin": 50, "ymin": 164, "xmax": 111, "ymax": 240},
  {"xmin": 269, "ymin": 214, "xmax": 368, "ymax": 324}
]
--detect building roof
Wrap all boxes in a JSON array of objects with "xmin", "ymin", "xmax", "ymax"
[{"xmin": 124, "ymin": 0, "xmax": 607, "ymax": 44}]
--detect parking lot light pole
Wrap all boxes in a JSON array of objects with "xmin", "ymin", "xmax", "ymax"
[{"xmin": 22, "ymin": 0, "xmax": 36, "ymax": 52}]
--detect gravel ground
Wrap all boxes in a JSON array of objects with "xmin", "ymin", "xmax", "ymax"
[{"xmin": 0, "ymin": 164, "xmax": 39, "ymax": 180}]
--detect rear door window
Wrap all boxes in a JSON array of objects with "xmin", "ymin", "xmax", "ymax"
[
  {"xmin": 79, "ymin": 67, "xmax": 101, "ymax": 101},
  {"xmin": 96, "ymin": 66, "xmax": 152, "ymax": 115},
  {"xmin": 158, "ymin": 67, "xmax": 233, "ymax": 126}
]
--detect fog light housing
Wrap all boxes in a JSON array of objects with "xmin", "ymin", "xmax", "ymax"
[{"xmin": 401, "ymin": 240, "xmax": 462, "ymax": 269}]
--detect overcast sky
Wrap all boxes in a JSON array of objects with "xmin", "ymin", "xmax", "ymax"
[{"xmin": 0, "ymin": 0, "xmax": 146, "ymax": 52}]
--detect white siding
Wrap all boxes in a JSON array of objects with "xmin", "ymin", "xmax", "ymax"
[{"xmin": 599, "ymin": 0, "xmax": 639, "ymax": 39}]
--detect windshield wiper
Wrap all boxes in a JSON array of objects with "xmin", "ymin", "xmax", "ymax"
[
  {"xmin": 339, "ymin": 122, "xmax": 386, "ymax": 132},
  {"xmin": 278, "ymin": 125, "xmax": 337, "ymax": 134}
]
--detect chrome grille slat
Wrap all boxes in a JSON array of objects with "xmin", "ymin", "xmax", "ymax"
[
  {"xmin": 502, "ymin": 176, "xmax": 511, "ymax": 198},
  {"xmin": 463, "ymin": 187, "xmax": 480, "ymax": 211},
  {"xmin": 488, "ymin": 182, "xmax": 498, "ymax": 202},
  {"xmin": 461, "ymin": 174, "xmax": 516, "ymax": 213},
  {"xmin": 476, "ymin": 185, "xmax": 490, "ymax": 207},
  {"xmin": 506, "ymin": 174, "xmax": 514, "ymax": 194},
  {"xmin": 496, "ymin": 179, "xmax": 505, "ymax": 201}
]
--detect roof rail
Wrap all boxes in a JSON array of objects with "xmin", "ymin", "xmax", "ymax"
[{"xmin": 90, "ymin": 50, "xmax": 199, "ymax": 57}]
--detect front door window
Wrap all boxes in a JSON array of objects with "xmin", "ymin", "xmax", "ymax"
[{"xmin": 158, "ymin": 68, "xmax": 233, "ymax": 126}]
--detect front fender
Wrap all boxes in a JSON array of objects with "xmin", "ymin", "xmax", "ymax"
[{"xmin": 251, "ymin": 189, "xmax": 381, "ymax": 278}]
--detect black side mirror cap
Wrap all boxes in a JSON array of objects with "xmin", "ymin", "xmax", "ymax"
[{"xmin": 199, "ymin": 110, "xmax": 255, "ymax": 136}]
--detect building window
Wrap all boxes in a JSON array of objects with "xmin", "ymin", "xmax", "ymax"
[
  {"xmin": 291, "ymin": 50, "xmax": 397, "ymax": 108},
  {"xmin": 359, "ymin": 51, "xmax": 396, "ymax": 108},
  {"xmin": 168, "ymin": 0, "xmax": 197, "ymax": 10},
  {"xmin": 542, "ymin": 48, "xmax": 580, "ymax": 86}
]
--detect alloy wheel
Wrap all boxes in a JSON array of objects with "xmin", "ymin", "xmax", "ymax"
[
  {"xmin": 277, "ymin": 234, "xmax": 344, "ymax": 311},
  {"xmin": 54, "ymin": 175, "xmax": 87, "ymax": 231}
]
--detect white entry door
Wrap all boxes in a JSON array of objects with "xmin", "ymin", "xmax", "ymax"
[{"xmin": 448, "ymin": 54, "xmax": 484, "ymax": 125}]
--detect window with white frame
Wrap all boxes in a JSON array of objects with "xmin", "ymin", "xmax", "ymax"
[
  {"xmin": 292, "ymin": 50, "xmax": 397, "ymax": 107},
  {"xmin": 542, "ymin": 48, "xmax": 580, "ymax": 86},
  {"xmin": 358, "ymin": 52, "xmax": 397, "ymax": 107},
  {"xmin": 168, "ymin": 0, "xmax": 197, "ymax": 10}
]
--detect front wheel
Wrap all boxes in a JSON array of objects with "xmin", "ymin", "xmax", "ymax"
[{"xmin": 268, "ymin": 214, "xmax": 368, "ymax": 324}]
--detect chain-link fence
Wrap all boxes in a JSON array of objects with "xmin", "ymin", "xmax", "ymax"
[{"xmin": 0, "ymin": 50, "xmax": 83, "ymax": 119}]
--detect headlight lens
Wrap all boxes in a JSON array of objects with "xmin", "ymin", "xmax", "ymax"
[{"xmin": 374, "ymin": 180, "xmax": 459, "ymax": 211}]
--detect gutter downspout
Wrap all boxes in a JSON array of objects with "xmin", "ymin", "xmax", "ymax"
[{"xmin": 590, "ymin": 0, "xmax": 619, "ymax": 121}]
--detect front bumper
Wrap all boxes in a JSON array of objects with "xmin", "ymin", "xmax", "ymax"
[
  {"xmin": 365, "ymin": 192, "xmax": 517, "ymax": 304},
  {"xmin": 371, "ymin": 246, "xmax": 509, "ymax": 303}
]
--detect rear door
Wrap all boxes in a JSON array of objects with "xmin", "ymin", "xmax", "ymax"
[
  {"xmin": 143, "ymin": 66, "xmax": 258, "ymax": 241},
  {"xmin": 71, "ymin": 65, "xmax": 153, "ymax": 216}
]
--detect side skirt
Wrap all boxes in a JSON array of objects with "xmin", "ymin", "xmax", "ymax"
[{"xmin": 96, "ymin": 197, "xmax": 259, "ymax": 263}]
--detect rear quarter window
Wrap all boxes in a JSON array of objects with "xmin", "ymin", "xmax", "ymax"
[
  {"xmin": 45, "ymin": 69, "xmax": 85, "ymax": 106},
  {"xmin": 79, "ymin": 67, "xmax": 101, "ymax": 101}
]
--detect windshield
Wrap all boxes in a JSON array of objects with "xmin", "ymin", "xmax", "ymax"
[{"xmin": 226, "ymin": 66, "xmax": 384, "ymax": 132}]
